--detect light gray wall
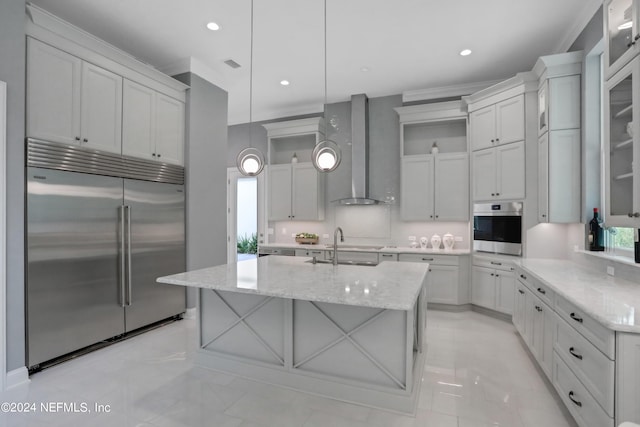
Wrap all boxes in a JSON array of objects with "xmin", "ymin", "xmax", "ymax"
[
  {"xmin": 0, "ymin": 0, "xmax": 26, "ymax": 371},
  {"xmin": 174, "ymin": 72, "xmax": 228, "ymax": 308},
  {"xmin": 569, "ymin": 6, "xmax": 603, "ymax": 54}
]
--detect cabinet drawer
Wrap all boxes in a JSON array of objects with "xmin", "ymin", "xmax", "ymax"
[
  {"xmin": 295, "ymin": 249, "xmax": 326, "ymax": 258},
  {"xmin": 555, "ymin": 316, "xmax": 614, "ymax": 416},
  {"xmin": 472, "ymin": 257, "xmax": 515, "ymax": 272},
  {"xmin": 398, "ymin": 253, "xmax": 458, "ymax": 266},
  {"xmin": 552, "ymin": 353, "xmax": 614, "ymax": 427},
  {"xmin": 378, "ymin": 253, "xmax": 398, "ymax": 262},
  {"xmin": 516, "ymin": 268, "xmax": 554, "ymax": 307},
  {"xmin": 555, "ymin": 295, "xmax": 615, "ymax": 359}
]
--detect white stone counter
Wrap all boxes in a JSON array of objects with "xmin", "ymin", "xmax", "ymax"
[
  {"xmin": 517, "ymin": 259, "xmax": 640, "ymax": 333},
  {"xmin": 259, "ymin": 243, "xmax": 470, "ymax": 255},
  {"xmin": 158, "ymin": 256, "xmax": 428, "ymax": 311}
]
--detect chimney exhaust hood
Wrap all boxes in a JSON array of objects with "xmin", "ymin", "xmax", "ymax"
[{"xmin": 333, "ymin": 94, "xmax": 384, "ymax": 205}]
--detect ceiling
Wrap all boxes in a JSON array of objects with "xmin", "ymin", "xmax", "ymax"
[{"xmin": 30, "ymin": 0, "xmax": 601, "ymax": 125}]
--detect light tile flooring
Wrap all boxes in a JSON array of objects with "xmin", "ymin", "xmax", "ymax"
[{"xmin": 0, "ymin": 310, "xmax": 577, "ymax": 427}]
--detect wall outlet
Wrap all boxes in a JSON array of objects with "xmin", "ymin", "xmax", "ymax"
[
  {"xmin": 268, "ymin": 228, "xmax": 274, "ymax": 235},
  {"xmin": 607, "ymin": 266, "xmax": 615, "ymax": 276},
  {"xmin": 322, "ymin": 234, "xmax": 329, "ymax": 239},
  {"xmin": 408, "ymin": 236, "xmax": 416, "ymax": 241},
  {"xmin": 281, "ymin": 228, "xmax": 287, "ymax": 235},
  {"xmin": 454, "ymin": 236, "xmax": 463, "ymax": 242}
]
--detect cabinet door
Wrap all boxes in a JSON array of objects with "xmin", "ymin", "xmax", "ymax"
[
  {"xmin": 472, "ymin": 149, "xmax": 496, "ymax": 201},
  {"xmin": 122, "ymin": 79, "xmax": 155, "ymax": 160},
  {"xmin": 538, "ymin": 133, "xmax": 549, "ymax": 222},
  {"xmin": 80, "ymin": 62, "xmax": 122, "ymax": 154},
  {"xmin": 435, "ymin": 154, "xmax": 468, "ymax": 221},
  {"xmin": 540, "ymin": 304, "xmax": 555, "ymax": 378},
  {"xmin": 496, "ymin": 95, "xmax": 525, "ymax": 145},
  {"xmin": 292, "ymin": 163, "xmax": 321, "ymax": 220},
  {"xmin": 528, "ymin": 292, "xmax": 544, "ymax": 362},
  {"xmin": 401, "ymin": 156, "xmax": 434, "ymax": 221},
  {"xmin": 469, "ymin": 105, "xmax": 496, "ymax": 151},
  {"xmin": 27, "ymin": 38, "xmax": 81, "ymax": 144},
  {"xmin": 548, "ymin": 129, "xmax": 581, "ymax": 223},
  {"xmin": 538, "ymin": 81, "xmax": 548, "ymax": 136},
  {"xmin": 495, "ymin": 271, "xmax": 514, "ymax": 315},
  {"xmin": 604, "ymin": 0, "xmax": 638, "ymax": 79},
  {"xmin": 155, "ymin": 93, "xmax": 185, "ymax": 165},
  {"xmin": 471, "ymin": 266, "xmax": 495, "ymax": 309},
  {"xmin": 427, "ymin": 265, "xmax": 458, "ymax": 304},
  {"xmin": 616, "ymin": 333, "xmax": 640, "ymax": 424},
  {"xmin": 513, "ymin": 283, "xmax": 527, "ymax": 338},
  {"xmin": 496, "ymin": 141, "xmax": 525, "ymax": 200},
  {"xmin": 268, "ymin": 165, "xmax": 292, "ymax": 221},
  {"xmin": 549, "ymin": 75, "xmax": 581, "ymax": 131}
]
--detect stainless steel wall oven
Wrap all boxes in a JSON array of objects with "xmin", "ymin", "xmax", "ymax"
[{"xmin": 473, "ymin": 202, "xmax": 523, "ymax": 256}]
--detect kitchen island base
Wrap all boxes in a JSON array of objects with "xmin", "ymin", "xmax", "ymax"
[{"xmin": 196, "ymin": 288, "xmax": 426, "ymax": 414}]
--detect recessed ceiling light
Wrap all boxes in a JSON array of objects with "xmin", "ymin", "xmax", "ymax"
[
  {"xmin": 206, "ymin": 22, "xmax": 220, "ymax": 31},
  {"xmin": 460, "ymin": 49, "xmax": 472, "ymax": 56},
  {"xmin": 360, "ymin": 67, "xmax": 370, "ymax": 72},
  {"xmin": 618, "ymin": 21, "xmax": 633, "ymax": 30},
  {"xmin": 280, "ymin": 80, "xmax": 290, "ymax": 86}
]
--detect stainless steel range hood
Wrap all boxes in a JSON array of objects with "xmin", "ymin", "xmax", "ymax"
[{"xmin": 334, "ymin": 94, "xmax": 384, "ymax": 205}]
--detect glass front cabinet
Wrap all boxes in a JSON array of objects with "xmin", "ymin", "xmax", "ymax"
[
  {"xmin": 605, "ymin": 0, "xmax": 640, "ymax": 79},
  {"xmin": 604, "ymin": 57, "xmax": 640, "ymax": 226}
]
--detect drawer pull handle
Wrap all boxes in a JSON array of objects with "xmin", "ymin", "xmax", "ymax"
[
  {"xmin": 518, "ymin": 289, "xmax": 525, "ymax": 295},
  {"xmin": 570, "ymin": 312, "xmax": 583, "ymax": 323},
  {"xmin": 535, "ymin": 306, "xmax": 542, "ymax": 312},
  {"xmin": 520, "ymin": 274, "xmax": 527, "ymax": 280},
  {"xmin": 569, "ymin": 347, "xmax": 583, "ymax": 360},
  {"xmin": 490, "ymin": 261, "xmax": 502, "ymax": 266},
  {"xmin": 568, "ymin": 391, "xmax": 582, "ymax": 407},
  {"xmin": 536, "ymin": 287, "xmax": 546, "ymax": 295},
  {"xmin": 382, "ymin": 254, "xmax": 393, "ymax": 257},
  {"xmin": 422, "ymin": 258, "xmax": 434, "ymax": 261}
]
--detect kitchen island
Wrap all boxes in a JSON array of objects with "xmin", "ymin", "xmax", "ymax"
[{"xmin": 157, "ymin": 256, "xmax": 429, "ymax": 413}]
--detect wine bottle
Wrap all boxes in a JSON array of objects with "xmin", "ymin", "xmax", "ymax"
[{"xmin": 588, "ymin": 208, "xmax": 604, "ymax": 251}]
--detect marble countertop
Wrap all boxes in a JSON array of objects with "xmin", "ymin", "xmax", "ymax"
[
  {"xmin": 517, "ymin": 259, "xmax": 640, "ymax": 333},
  {"xmin": 158, "ymin": 256, "xmax": 429, "ymax": 311},
  {"xmin": 260, "ymin": 243, "xmax": 470, "ymax": 255}
]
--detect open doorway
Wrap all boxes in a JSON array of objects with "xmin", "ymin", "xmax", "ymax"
[{"xmin": 227, "ymin": 168, "xmax": 261, "ymax": 263}]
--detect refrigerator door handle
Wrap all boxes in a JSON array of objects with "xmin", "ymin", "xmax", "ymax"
[
  {"xmin": 126, "ymin": 205, "xmax": 133, "ymax": 307},
  {"xmin": 119, "ymin": 206, "xmax": 126, "ymax": 307}
]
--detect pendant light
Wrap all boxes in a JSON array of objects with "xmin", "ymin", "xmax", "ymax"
[
  {"xmin": 312, "ymin": 0, "xmax": 341, "ymax": 173},
  {"xmin": 236, "ymin": 0, "xmax": 265, "ymax": 176}
]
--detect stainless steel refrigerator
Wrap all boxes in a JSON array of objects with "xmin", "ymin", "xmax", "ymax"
[{"xmin": 26, "ymin": 139, "xmax": 186, "ymax": 369}]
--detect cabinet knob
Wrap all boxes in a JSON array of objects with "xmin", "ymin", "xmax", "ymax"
[
  {"xmin": 520, "ymin": 274, "xmax": 527, "ymax": 280},
  {"xmin": 157, "ymin": 154, "xmax": 161, "ymax": 158},
  {"xmin": 495, "ymin": 274, "xmax": 500, "ymax": 277},
  {"xmin": 491, "ymin": 139, "xmax": 495, "ymax": 143},
  {"xmin": 536, "ymin": 287, "xmax": 546, "ymax": 295},
  {"xmin": 75, "ymin": 136, "xmax": 80, "ymax": 141},
  {"xmin": 495, "ymin": 138, "xmax": 499, "ymax": 142},
  {"xmin": 152, "ymin": 153, "xmax": 157, "ymax": 157},
  {"xmin": 435, "ymin": 215, "xmax": 439, "ymax": 218},
  {"xmin": 627, "ymin": 41, "xmax": 636, "ymax": 48},
  {"xmin": 83, "ymin": 138, "xmax": 88, "ymax": 143},
  {"xmin": 535, "ymin": 306, "xmax": 542, "ymax": 312},
  {"xmin": 542, "ymin": 214, "xmax": 546, "ymax": 218},
  {"xmin": 430, "ymin": 215, "xmax": 433, "ymax": 218},
  {"xmin": 518, "ymin": 289, "xmax": 525, "ymax": 295},
  {"xmin": 628, "ymin": 212, "xmax": 640, "ymax": 218},
  {"xmin": 496, "ymin": 193, "xmax": 500, "ymax": 196},
  {"xmin": 490, "ymin": 273, "xmax": 495, "ymax": 276},
  {"xmin": 491, "ymin": 193, "xmax": 495, "ymax": 196},
  {"xmin": 635, "ymin": 34, "xmax": 640, "ymax": 41}
]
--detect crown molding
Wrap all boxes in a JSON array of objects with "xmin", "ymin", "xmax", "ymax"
[{"xmin": 402, "ymin": 80, "xmax": 504, "ymax": 103}]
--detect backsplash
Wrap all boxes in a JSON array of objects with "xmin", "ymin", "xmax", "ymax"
[{"xmin": 268, "ymin": 203, "xmax": 470, "ymax": 249}]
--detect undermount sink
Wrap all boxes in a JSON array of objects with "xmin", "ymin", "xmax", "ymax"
[
  {"xmin": 334, "ymin": 245, "xmax": 385, "ymax": 251},
  {"xmin": 305, "ymin": 259, "xmax": 378, "ymax": 267}
]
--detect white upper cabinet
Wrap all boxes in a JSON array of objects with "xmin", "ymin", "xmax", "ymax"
[
  {"xmin": 472, "ymin": 141, "xmax": 525, "ymax": 201},
  {"xmin": 264, "ymin": 118, "xmax": 325, "ymax": 221},
  {"xmin": 27, "ymin": 38, "xmax": 81, "ymax": 146},
  {"xmin": 469, "ymin": 95, "xmax": 524, "ymax": 151},
  {"xmin": 27, "ymin": 38, "xmax": 123, "ymax": 154},
  {"xmin": 80, "ymin": 62, "xmax": 122, "ymax": 153},
  {"xmin": 604, "ymin": 57, "xmax": 640, "ymax": 226},
  {"xmin": 395, "ymin": 101, "xmax": 469, "ymax": 222},
  {"xmin": 534, "ymin": 52, "xmax": 582, "ymax": 223},
  {"xmin": 605, "ymin": 0, "xmax": 640, "ymax": 79},
  {"xmin": 27, "ymin": 36, "xmax": 186, "ymax": 163},
  {"xmin": 123, "ymin": 80, "xmax": 184, "ymax": 165}
]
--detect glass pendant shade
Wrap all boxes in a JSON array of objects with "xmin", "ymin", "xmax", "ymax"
[
  {"xmin": 312, "ymin": 139, "xmax": 341, "ymax": 172},
  {"xmin": 236, "ymin": 147, "xmax": 265, "ymax": 176}
]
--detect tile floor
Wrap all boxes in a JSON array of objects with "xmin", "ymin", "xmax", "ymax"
[{"xmin": 0, "ymin": 310, "xmax": 577, "ymax": 427}]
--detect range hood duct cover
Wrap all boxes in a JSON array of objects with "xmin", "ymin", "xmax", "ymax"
[{"xmin": 334, "ymin": 94, "xmax": 384, "ymax": 205}]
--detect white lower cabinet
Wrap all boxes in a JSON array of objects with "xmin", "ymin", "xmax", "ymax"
[
  {"xmin": 525, "ymin": 291, "xmax": 555, "ymax": 378},
  {"xmin": 398, "ymin": 254, "xmax": 462, "ymax": 305},
  {"xmin": 616, "ymin": 333, "xmax": 640, "ymax": 424},
  {"xmin": 513, "ymin": 282, "xmax": 527, "ymax": 336},
  {"xmin": 471, "ymin": 259, "xmax": 515, "ymax": 315}
]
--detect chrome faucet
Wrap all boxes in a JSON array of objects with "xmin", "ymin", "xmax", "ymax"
[{"xmin": 333, "ymin": 227, "xmax": 344, "ymax": 265}]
